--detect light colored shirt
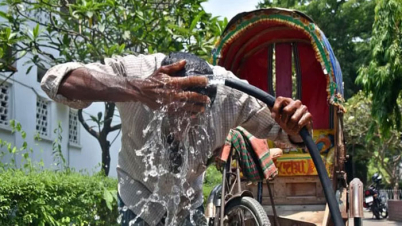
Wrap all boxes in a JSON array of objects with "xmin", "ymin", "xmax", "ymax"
[{"xmin": 41, "ymin": 53, "xmax": 296, "ymax": 226}]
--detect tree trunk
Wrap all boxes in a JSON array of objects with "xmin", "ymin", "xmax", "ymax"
[
  {"xmin": 78, "ymin": 104, "xmax": 121, "ymax": 176},
  {"xmin": 100, "ymin": 137, "xmax": 111, "ymax": 176}
]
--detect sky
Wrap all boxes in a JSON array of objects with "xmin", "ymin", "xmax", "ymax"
[{"xmin": 202, "ymin": 0, "xmax": 262, "ymax": 21}]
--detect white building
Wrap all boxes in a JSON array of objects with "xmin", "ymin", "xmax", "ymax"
[
  {"xmin": 0, "ymin": 3, "xmax": 125, "ymax": 177},
  {"xmin": 0, "ymin": 56, "xmax": 121, "ymax": 177}
]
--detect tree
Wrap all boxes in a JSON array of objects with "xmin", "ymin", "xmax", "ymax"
[
  {"xmin": 344, "ymin": 91, "xmax": 402, "ymax": 193},
  {"xmin": 0, "ymin": 0, "xmax": 226, "ymax": 175},
  {"xmin": 356, "ymin": 0, "xmax": 402, "ymax": 136},
  {"xmin": 257, "ymin": 0, "xmax": 375, "ymax": 99}
]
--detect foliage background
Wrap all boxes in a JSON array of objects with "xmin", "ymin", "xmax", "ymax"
[
  {"xmin": 0, "ymin": 121, "xmax": 118, "ymax": 225},
  {"xmin": 0, "ymin": 170, "xmax": 119, "ymax": 226},
  {"xmin": 0, "ymin": 0, "xmax": 228, "ymax": 175}
]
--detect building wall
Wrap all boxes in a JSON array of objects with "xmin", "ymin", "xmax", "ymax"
[
  {"xmin": 0, "ymin": 4, "xmax": 122, "ymax": 177},
  {"xmin": 0, "ymin": 57, "xmax": 121, "ymax": 177}
]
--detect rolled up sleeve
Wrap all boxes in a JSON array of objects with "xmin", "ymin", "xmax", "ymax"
[
  {"xmin": 41, "ymin": 62, "xmax": 92, "ymax": 109},
  {"xmin": 41, "ymin": 53, "xmax": 166, "ymax": 109}
]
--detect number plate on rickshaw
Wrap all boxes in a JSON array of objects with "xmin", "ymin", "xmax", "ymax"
[{"xmin": 365, "ymin": 196, "xmax": 374, "ymax": 203}]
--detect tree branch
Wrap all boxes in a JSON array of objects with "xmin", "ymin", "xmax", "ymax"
[
  {"xmin": 78, "ymin": 109, "xmax": 99, "ymax": 139},
  {"xmin": 110, "ymin": 124, "xmax": 121, "ymax": 132},
  {"xmin": 0, "ymin": 71, "xmax": 16, "ymax": 86}
]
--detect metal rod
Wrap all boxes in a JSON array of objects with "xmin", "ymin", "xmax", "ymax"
[{"xmin": 267, "ymin": 180, "xmax": 280, "ymax": 226}]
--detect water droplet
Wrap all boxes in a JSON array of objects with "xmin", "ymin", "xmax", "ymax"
[
  {"xmin": 174, "ymin": 195, "xmax": 180, "ymax": 205},
  {"xmin": 201, "ymin": 135, "xmax": 205, "ymax": 140},
  {"xmin": 130, "ymin": 180, "xmax": 134, "ymax": 184},
  {"xmin": 197, "ymin": 140, "xmax": 202, "ymax": 145},
  {"xmin": 136, "ymin": 190, "xmax": 142, "ymax": 195},
  {"xmin": 171, "ymin": 185, "xmax": 180, "ymax": 193},
  {"xmin": 122, "ymin": 206, "xmax": 128, "ymax": 212},
  {"xmin": 149, "ymin": 169, "xmax": 158, "ymax": 177},
  {"xmin": 189, "ymin": 146, "xmax": 194, "ymax": 154},
  {"xmin": 186, "ymin": 188, "xmax": 195, "ymax": 198}
]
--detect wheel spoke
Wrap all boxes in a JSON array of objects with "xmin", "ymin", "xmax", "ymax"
[{"xmin": 227, "ymin": 205, "xmax": 259, "ymax": 226}]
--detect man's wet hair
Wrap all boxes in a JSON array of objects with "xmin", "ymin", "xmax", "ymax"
[
  {"xmin": 161, "ymin": 52, "xmax": 217, "ymax": 104},
  {"xmin": 161, "ymin": 52, "xmax": 213, "ymax": 77}
]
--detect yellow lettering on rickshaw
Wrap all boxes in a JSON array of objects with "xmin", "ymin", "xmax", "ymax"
[
  {"xmin": 269, "ymin": 130, "xmax": 335, "ymax": 177},
  {"xmin": 275, "ymin": 156, "xmax": 318, "ymax": 176}
]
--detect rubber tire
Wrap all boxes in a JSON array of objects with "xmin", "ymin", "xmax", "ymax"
[
  {"xmin": 372, "ymin": 206, "xmax": 380, "ymax": 219},
  {"xmin": 380, "ymin": 206, "xmax": 388, "ymax": 219},
  {"xmin": 224, "ymin": 196, "xmax": 271, "ymax": 226}
]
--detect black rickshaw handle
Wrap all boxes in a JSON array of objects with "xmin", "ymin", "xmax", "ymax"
[{"xmin": 223, "ymin": 78, "xmax": 344, "ymax": 226}]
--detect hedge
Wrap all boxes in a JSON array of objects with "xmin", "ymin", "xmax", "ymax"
[{"xmin": 0, "ymin": 169, "xmax": 119, "ymax": 226}]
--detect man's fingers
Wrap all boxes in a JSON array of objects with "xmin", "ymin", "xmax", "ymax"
[
  {"xmin": 298, "ymin": 111, "xmax": 313, "ymax": 130},
  {"xmin": 288, "ymin": 105, "xmax": 308, "ymax": 132},
  {"xmin": 158, "ymin": 60, "xmax": 186, "ymax": 75},
  {"xmin": 282, "ymin": 100, "xmax": 302, "ymax": 126},
  {"xmin": 168, "ymin": 91, "xmax": 210, "ymax": 104},
  {"xmin": 271, "ymin": 96, "xmax": 288, "ymax": 122},
  {"xmin": 166, "ymin": 76, "xmax": 208, "ymax": 89}
]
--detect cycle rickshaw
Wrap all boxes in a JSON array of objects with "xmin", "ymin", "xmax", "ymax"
[{"xmin": 205, "ymin": 8, "xmax": 362, "ymax": 226}]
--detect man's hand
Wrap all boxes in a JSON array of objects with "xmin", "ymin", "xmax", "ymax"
[
  {"xmin": 270, "ymin": 96, "xmax": 313, "ymax": 138},
  {"xmin": 130, "ymin": 60, "xmax": 210, "ymax": 114},
  {"xmin": 58, "ymin": 59, "xmax": 209, "ymax": 114}
]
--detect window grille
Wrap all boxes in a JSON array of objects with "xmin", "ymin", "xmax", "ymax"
[
  {"xmin": 0, "ymin": 83, "xmax": 10, "ymax": 126},
  {"xmin": 36, "ymin": 96, "xmax": 49, "ymax": 137},
  {"xmin": 69, "ymin": 109, "xmax": 80, "ymax": 145}
]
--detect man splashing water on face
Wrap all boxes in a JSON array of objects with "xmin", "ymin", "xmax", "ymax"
[{"xmin": 41, "ymin": 52, "xmax": 312, "ymax": 226}]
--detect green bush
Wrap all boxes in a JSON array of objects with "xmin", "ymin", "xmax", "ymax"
[
  {"xmin": 0, "ymin": 169, "xmax": 119, "ymax": 226},
  {"xmin": 203, "ymin": 166, "xmax": 222, "ymax": 204}
]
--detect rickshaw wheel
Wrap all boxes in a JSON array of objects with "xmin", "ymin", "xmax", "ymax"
[{"xmin": 224, "ymin": 197, "xmax": 270, "ymax": 226}]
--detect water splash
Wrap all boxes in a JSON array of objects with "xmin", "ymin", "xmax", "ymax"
[{"xmin": 121, "ymin": 91, "xmax": 216, "ymax": 226}]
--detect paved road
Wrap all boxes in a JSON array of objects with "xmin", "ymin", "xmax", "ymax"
[{"xmin": 349, "ymin": 211, "xmax": 402, "ymax": 226}]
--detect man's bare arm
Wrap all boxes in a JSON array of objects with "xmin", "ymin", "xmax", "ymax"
[{"xmin": 58, "ymin": 60, "xmax": 211, "ymax": 113}]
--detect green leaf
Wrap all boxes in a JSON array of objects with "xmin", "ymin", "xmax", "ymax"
[
  {"xmin": 123, "ymin": 31, "xmax": 130, "ymax": 40},
  {"xmin": 26, "ymin": 65, "xmax": 33, "ymax": 75},
  {"xmin": 97, "ymin": 112, "xmax": 102, "ymax": 121},
  {"xmin": 8, "ymin": 32, "xmax": 17, "ymax": 41},
  {"xmin": 98, "ymin": 23, "xmax": 105, "ymax": 33},
  {"xmin": 89, "ymin": 115, "xmax": 98, "ymax": 123},
  {"xmin": 119, "ymin": 43, "xmax": 125, "ymax": 53},
  {"xmin": 19, "ymin": 50, "xmax": 27, "ymax": 58},
  {"xmin": 167, "ymin": 24, "xmax": 189, "ymax": 35},
  {"xmin": 103, "ymin": 188, "xmax": 113, "ymax": 210},
  {"xmin": 33, "ymin": 24, "xmax": 39, "ymax": 39},
  {"xmin": 190, "ymin": 11, "xmax": 205, "ymax": 32},
  {"xmin": 16, "ymin": 123, "xmax": 21, "ymax": 132},
  {"xmin": 0, "ymin": 11, "xmax": 8, "ymax": 20},
  {"xmin": 86, "ymin": 11, "xmax": 93, "ymax": 18},
  {"xmin": 22, "ymin": 141, "xmax": 27, "ymax": 150}
]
